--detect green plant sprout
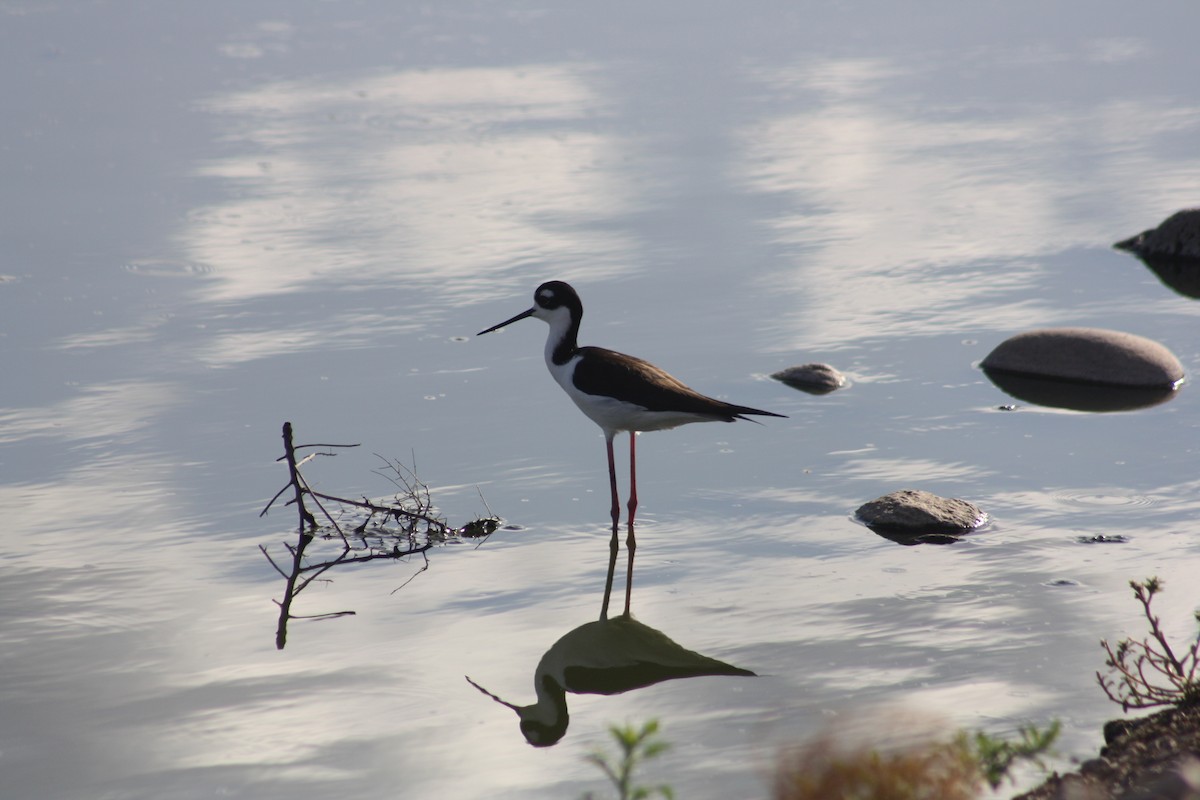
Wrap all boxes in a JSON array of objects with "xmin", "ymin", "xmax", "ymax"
[
  {"xmin": 582, "ymin": 719, "xmax": 674, "ymax": 800},
  {"xmin": 967, "ymin": 720, "xmax": 1061, "ymax": 789}
]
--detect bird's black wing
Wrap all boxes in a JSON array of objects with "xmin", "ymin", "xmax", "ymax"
[{"xmin": 572, "ymin": 346, "xmax": 784, "ymax": 419}]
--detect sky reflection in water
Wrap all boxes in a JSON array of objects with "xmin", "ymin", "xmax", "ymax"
[
  {"xmin": 3, "ymin": 2, "xmax": 1200, "ymax": 799},
  {"xmin": 188, "ymin": 65, "xmax": 635, "ymax": 308}
]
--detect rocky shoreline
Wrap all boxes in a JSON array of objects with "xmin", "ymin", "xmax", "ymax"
[{"xmin": 1014, "ymin": 704, "xmax": 1200, "ymax": 799}]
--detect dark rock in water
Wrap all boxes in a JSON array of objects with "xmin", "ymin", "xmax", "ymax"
[
  {"xmin": 771, "ymin": 363, "xmax": 846, "ymax": 394},
  {"xmin": 855, "ymin": 489, "xmax": 987, "ymax": 545},
  {"xmin": 981, "ymin": 328, "xmax": 1184, "ymax": 389},
  {"xmin": 869, "ymin": 528, "xmax": 965, "ymax": 546},
  {"xmin": 1132, "ymin": 253, "xmax": 1200, "ymax": 300},
  {"xmin": 1115, "ymin": 208, "xmax": 1200, "ymax": 260},
  {"xmin": 983, "ymin": 369, "xmax": 1179, "ymax": 412},
  {"xmin": 1115, "ymin": 210, "xmax": 1200, "ymax": 299},
  {"xmin": 1076, "ymin": 533, "xmax": 1130, "ymax": 544}
]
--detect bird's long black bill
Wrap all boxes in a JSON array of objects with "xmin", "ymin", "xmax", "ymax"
[
  {"xmin": 464, "ymin": 675, "xmax": 521, "ymax": 712},
  {"xmin": 477, "ymin": 306, "xmax": 535, "ymax": 335}
]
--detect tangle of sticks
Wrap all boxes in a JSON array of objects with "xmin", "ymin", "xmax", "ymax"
[{"xmin": 260, "ymin": 421, "xmax": 499, "ymax": 649}]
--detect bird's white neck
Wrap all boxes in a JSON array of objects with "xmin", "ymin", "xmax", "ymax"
[{"xmin": 541, "ymin": 305, "xmax": 580, "ymax": 368}]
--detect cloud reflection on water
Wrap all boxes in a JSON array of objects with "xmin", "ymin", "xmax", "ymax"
[
  {"xmin": 0, "ymin": 381, "xmax": 177, "ymax": 445},
  {"xmin": 738, "ymin": 53, "xmax": 1200, "ymax": 349},
  {"xmin": 187, "ymin": 65, "xmax": 638, "ymax": 306},
  {"xmin": 196, "ymin": 312, "xmax": 425, "ymax": 366}
]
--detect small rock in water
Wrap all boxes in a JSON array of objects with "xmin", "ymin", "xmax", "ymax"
[
  {"xmin": 771, "ymin": 363, "xmax": 846, "ymax": 394},
  {"xmin": 981, "ymin": 328, "xmax": 1184, "ymax": 389},
  {"xmin": 1115, "ymin": 208, "xmax": 1200, "ymax": 260},
  {"xmin": 459, "ymin": 517, "xmax": 500, "ymax": 538},
  {"xmin": 1076, "ymin": 533, "xmax": 1130, "ymax": 544},
  {"xmin": 855, "ymin": 489, "xmax": 987, "ymax": 541}
]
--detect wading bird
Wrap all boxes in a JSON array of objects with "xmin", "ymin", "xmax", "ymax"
[{"xmin": 478, "ymin": 281, "xmax": 784, "ymax": 616}]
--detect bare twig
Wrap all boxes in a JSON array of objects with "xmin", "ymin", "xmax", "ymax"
[
  {"xmin": 1097, "ymin": 577, "xmax": 1200, "ymax": 711},
  {"xmin": 258, "ymin": 543, "xmax": 289, "ymax": 580},
  {"xmin": 261, "ymin": 423, "xmax": 360, "ymax": 518},
  {"xmin": 308, "ymin": 488, "xmax": 447, "ymax": 531},
  {"xmin": 390, "ymin": 549, "xmax": 432, "ymax": 595},
  {"xmin": 294, "ymin": 469, "xmax": 349, "ymax": 546}
]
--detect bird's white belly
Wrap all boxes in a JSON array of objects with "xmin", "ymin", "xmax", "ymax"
[{"xmin": 574, "ymin": 392, "xmax": 709, "ymax": 433}]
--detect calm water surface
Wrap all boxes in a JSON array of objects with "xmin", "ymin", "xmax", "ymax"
[{"xmin": 3, "ymin": 2, "xmax": 1200, "ymax": 798}]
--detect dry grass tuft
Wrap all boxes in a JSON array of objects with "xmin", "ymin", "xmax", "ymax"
[{"xmin": 771, "ymin": 718, "xmax": 982, "ymax": 800}]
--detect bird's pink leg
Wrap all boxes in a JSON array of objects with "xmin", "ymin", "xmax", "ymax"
[
  {"xmin": 624, "ymin": 431, "xmax": 637, "ymax": 617},
  {"xmin": 600, "ymin": 434, "xmax": 620, "ymax": 620}
]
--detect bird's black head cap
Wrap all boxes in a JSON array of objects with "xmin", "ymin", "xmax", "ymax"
[{"xmin": 534, "ymin": 280, "xmax": 580, "ymax": 313}]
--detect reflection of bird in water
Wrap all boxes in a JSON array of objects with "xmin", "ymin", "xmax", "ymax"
[
  {"xmin": 478, "ymin": 281, "xmax": 784, "ymax": 617},
  {"xmin": 465, "ymin": 614, "xmax": 754, "ymax": 747}
]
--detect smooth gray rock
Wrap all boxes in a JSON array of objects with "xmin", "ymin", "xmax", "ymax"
[
  {"xmin": 855, "ymin": 489, "xmax": 987, "ymax": 535},
  {"xmin": 1115, "ymin": 209, "xmax": 1200, "ymax": 260},
  {"xmin": 771, "ymin": 363, "xmax": 846, "ymax": 394},
  {"xmin": 981, "ymin": 328, "xmax": 1184, "ymax": 389}
]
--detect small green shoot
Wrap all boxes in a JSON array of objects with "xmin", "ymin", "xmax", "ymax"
[
  {"xmin": 968, "ymin": 720, "xmax": 1061, "ymax": 789},
  {"xmin": 582, "ymin": 719, "xmax": 674, "ymax": 800}
]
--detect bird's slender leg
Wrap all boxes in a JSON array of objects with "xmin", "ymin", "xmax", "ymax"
[
  {"xmin": 627, "ymin": 431, "xmax": 638, "ymax": 526},
  {"xmin": 623, "ymin": 431, "xmax": 637, "ymax": 617},
  {"xmin": 600, "ymin": 433, "xmax": 620, "ymax": 620},
  {"xmin": 607, "ymin": 434, "xmax": 622, "ymax": 529}
]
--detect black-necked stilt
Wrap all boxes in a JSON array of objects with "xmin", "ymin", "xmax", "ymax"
[
  {"xmin": 465, "ymin": 615, "xmax": 754, "ymax": 747},
  {"xmin": 478, "ymin": 281, "xmax": 785, "ymax": 614}
]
